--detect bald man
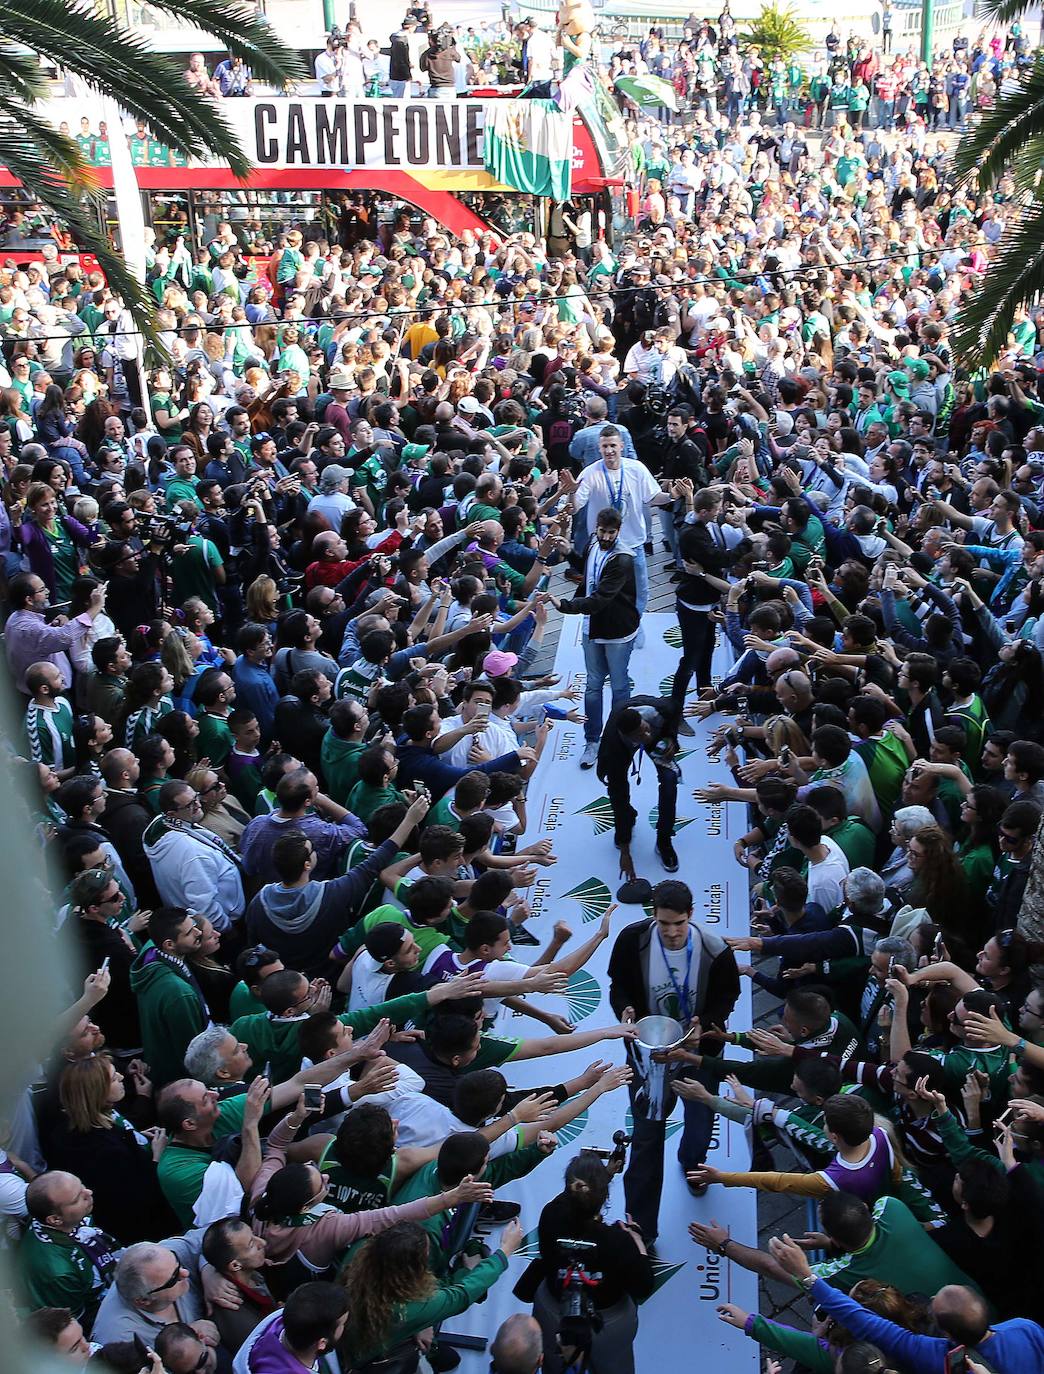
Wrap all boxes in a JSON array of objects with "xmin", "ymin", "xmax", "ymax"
[{"xmin": 491, "ymin": 1313, "xmax": 544, "ymax": 1373}]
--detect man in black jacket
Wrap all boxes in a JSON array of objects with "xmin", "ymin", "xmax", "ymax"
[
  {"xmin": 671, "ymin": 487, "xmax": 736, "ymax": 701},
  {"xmin": 546, "ymin": 507, "xmax": 639, "ymax": 771},
  {"xmin": 597, "ymin": 695, "xmax": 682, "ymax": 875},
  {"xmin": 608, "ymin": 879, "xmax": 739, "ymax": 1243}
]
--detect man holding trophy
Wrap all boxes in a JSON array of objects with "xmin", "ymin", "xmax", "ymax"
[{"xmin": 608, "ymin": 880, "xmax": 740, "ymax": 1245}]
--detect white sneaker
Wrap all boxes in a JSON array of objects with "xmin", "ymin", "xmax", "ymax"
[{"xmin": 580, "ymin": 742, "xmax": 599, "ymax": 769}]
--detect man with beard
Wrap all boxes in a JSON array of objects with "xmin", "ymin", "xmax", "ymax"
[{"xmin": 544, "ymin": 507, "xmax": 639, "ymax": 771}]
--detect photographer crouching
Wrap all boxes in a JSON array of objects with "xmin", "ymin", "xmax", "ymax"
[{"xmin": 526, "ymin": 1154, "xmax": 654, "ymax": 1374}]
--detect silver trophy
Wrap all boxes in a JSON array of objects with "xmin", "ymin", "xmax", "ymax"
[{"xmin": 630, "ymin": 1015, "xmax": 696, "ymax": 1121}]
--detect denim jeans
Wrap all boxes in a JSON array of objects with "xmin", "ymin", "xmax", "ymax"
[
  {"xmin": 583, "ymin": 634, "xmax": 635, "ymax": 744},
  {"xmin": 389, "ymin": 80, "xmax": 407, "ymax": 97},
  {"xmin": 659, "ymin": 507, "xmax": 680, "ymax": 565},
  {"xmin": 631, "ymin": 545, "xmax": 649, "ymax": 615}
]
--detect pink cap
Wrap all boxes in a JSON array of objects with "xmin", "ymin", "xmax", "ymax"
[{"xmin": 482, "ymin": 649, "xmax": 518, "ymax": 677}]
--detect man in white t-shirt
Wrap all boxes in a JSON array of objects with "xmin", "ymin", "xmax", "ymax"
[
  {"xmin": 786, "ymin": 802, "xmax": 850, "ymax": 913},
  {"xmin": 314, "ymin": 36, "xmax": 344, "ymax": 95},
  {"xmin": 437, "ymin": 679, "xmax": 517, "ymax": 770},
  {"xmin": 347, "ymin": 923, "xmax": 426, "ymax": 1013},
  {"xmin": 560, "ymin": 427, "xmax": 674, "ymax": 617}
]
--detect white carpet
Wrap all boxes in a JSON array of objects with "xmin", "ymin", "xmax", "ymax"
[{"xmin": 450, "ymin": 613, "xmax": 759, "ymax": 1371}]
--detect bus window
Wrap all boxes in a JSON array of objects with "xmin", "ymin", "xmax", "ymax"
[
  {"xmin": 214, "ymin": 190, "xmax": 324, "ymax": 249},
  {"xmin": 148, "ymin": 191, "xmax": 191, "ymax": 246}
]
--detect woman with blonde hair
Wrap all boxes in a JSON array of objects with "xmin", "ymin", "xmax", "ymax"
[
  {"xmin": 161, "ymin": 627, "xmax": 207, "ymax": 714},
  {"xmin": 245, "ymin": 573, "xmax": 282, "ymax": 632},
  {"xmin": 46, "ymin": 1051, "xmax": 174, "ymax": 1244},
  {"xmin": 765, "ymin": 714, "xmax": 811, "ymax": 760}
]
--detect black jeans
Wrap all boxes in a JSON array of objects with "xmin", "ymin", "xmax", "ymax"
[
  {"xmin": 604, "ymin": 758, "xmax": 678, "ymax": 847},
  {"xmin": 623, "ymin": 1067, "xmax": 716, "ymax": 1242},
  {"xmin": 671, "ymin": 603, "xmax": 715, "ymax": 701}
]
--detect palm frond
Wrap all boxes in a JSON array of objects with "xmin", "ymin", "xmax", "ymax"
[
  {"xmin": 0, "ymin": 0, "xmax": 295, "ymax": 177},
  {"xmin": 0, "ymin": 115, "xmax": 159, "ymax": 352},
  {"xmin": 951, "ymin": 60, "xmax": 1044, "ymax": 190},
  {"xmin": 951, "ymin": 201, "xmax": 1044, "ymax": 367},
  {"xmin": 0, "ymin": 43, "xmax": 48, "ymax": 103},
  {"xmin": 6, "ymin": 97, "xmax": 95, "ymax": 184},
  {"xmin": 134, "ymin": 0, "xmax": 306, "ymax": 89},
  {"xmin": 973, "ymin": 0, "xmax": 1037, "ymax": 25}
]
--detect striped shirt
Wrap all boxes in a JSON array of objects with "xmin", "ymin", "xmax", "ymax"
[{"xmin": 25, "ymin": 697, "xmax": 74, "ymax": 770}]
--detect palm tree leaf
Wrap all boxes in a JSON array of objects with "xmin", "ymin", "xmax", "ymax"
[
  {"xmin": 951, "ymin": 201, "xmax": 1044, "ymax": 367},
  {"xmin": 0, "ymin": 43, "xmax": 47, "ymax": 103},
  {"xmin": 0, "ymin": 0, "xmax": 256, "ymax": 176},
  {"xmin": 4, "ymin": 98, "xmax": 96, "ymax": 185},
  {"xmin": 0, "ymin": 114, "xmax": 160, "ymax": 352},
  {"xmin": 951, "ymin": 61, "xmax": 1044, "ymax": 190},
  {"xmin": 972, "ymin": 0, "xmax": 1036, "ymax": 25},
  {"xmin": 132, "ymin": 0, "xmax": 306, "ymax": 89}
]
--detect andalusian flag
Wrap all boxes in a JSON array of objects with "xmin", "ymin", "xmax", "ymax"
[
  {"xmin": 483, "ymin": 98, "xmax": 572, "ymax": 201},
  {"xmin": 614, "ymin": 74, "xmax": 678, "ymax": 112}
]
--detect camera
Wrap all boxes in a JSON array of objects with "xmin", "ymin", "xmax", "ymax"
[
  {"xmin": 433, "ymin": 22, "xmax": 456, "ymax": 49},
  {"xmin": 579, "ymin": 1130, "xmax": 631, "ymax": 1172},
  {"xmin": 139, "ymin": 511, "xmax": 193, "ymax": 551},
  {"xmin": 556, "ymin": 1237, "xmax": 603, "ymax": 1364}
]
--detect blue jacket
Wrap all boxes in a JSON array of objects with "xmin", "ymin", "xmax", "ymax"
[
  {"xmin": 233, "ymin": 656, "xmax": 279, "ymax": 740},
  {"xmin": 395, "ymin": 738, "xmax": 520, "ymax": 800},
  {"xmin": 811, "ymin": 1276, "xmax": 1044, "ymax": 1373}
]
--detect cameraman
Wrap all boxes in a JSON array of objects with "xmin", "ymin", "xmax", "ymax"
[
  {"xmin": 532, "ymin": 1154, "xmax": 653, "ymax": 1374},
  {"xmin": 420, "ymin": 26, "xmax": 461, "ymax": 100}
]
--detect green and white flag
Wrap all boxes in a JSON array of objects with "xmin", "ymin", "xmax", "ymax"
[
  {"xmin": 614, "ymin": 74, "xmax": 679, "ymax": 112},
  {"xmin": 483, "ymin": 98, "xmax": 572, "ymax": 201}
]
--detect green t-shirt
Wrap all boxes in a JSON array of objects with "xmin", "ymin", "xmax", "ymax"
[
  {"xmin": 44, "ymin": 522, "xmax": 80, "ymax": 601},
  {"xmin": 157, "ymin": 1093, "xmax": 246, "ymax": 1227},
  {"xmin": 320, "ymin": 732, "xmax": 366, "ymax": 807},
  {"xmin": 170, "ymin": 535, "xmax": 223, "ymax": 613},
  {"xmin": 347, "ymin": 779, "xmax": 406, "ymax": 825},
  {"xmin": 229, "ymin": 980, "xmax": 265, "ymax": 1021},
  {"xmin": 197, "ymin": 711, "xmax": 234, "ymax": 769},
  {"xmin": 811, "ymin": 1194, "xmax": 974, "ymax": 1294},
  {"xmin": 360, "ymin": 900, "xmax": 451, "ymax": 958},
  {"xmin": 828, "ymin": 817, "xmax": 876, "ymax": 872}
]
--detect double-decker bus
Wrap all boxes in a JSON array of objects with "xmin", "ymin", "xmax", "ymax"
[{"xmin": 0, "ymin": 87, "xmax": 629, "ymax": 266}]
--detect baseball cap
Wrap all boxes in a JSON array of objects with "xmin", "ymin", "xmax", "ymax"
[
  {"xmin": 886, "ymin": 369, "xmax": 911, "ymax": 396},
  {"xmin": 457, "ymin": 396, "xmax": 484, "ymax": 414},
  {"xmin": 401, "ymin": 443, "xmax": 430, "ymax": 461},
  {"xmin": 482, "ymin": 649, "xmax": 518, "ymax": 677},
  {"xmin": 617, "ymin": 877, "xmax": 653, "ymax": 904},
  {"xmin": 364, "ymin": 922, "xmax": 408, "ymax": 961}
]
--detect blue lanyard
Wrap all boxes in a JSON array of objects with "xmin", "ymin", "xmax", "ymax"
[
  {"xmin": 656, "ymin": 926, "xmax": 693, "ymax": 1018},
  {"xmin": 602, "ymin": 461, "xmax": 625, "ymax": 511}
]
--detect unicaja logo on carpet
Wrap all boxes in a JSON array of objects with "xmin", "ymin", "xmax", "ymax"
[{"xmin": 561, "ymin": 877, "xmax": 613, "ymax": 922}]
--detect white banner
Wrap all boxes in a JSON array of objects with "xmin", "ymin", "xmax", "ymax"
[
  {"xmin": 451, "ymin": 614, "xmax": 759, "ymax": 1372},
  {"xmin": 242, "ymin": 98, "xmax": 486, "ymax": 172}
]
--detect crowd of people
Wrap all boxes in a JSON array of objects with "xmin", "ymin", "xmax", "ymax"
[{"xmin": 2, "ymin": 5, "xmax": 1044, "ymax": 1374}]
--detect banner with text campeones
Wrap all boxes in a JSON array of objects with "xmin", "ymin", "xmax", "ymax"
[{"xmin": 449, "ymin": 615, "xmax": 758, "ymax": 1374}]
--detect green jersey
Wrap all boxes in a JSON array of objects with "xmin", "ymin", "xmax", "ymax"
[
  {"xmin": 25, "ymin": 697, "xmax": 75, "ymax": 770},
  {"xmin": 196, "ymin": 711, "xmax": 234, "ymax": 769},
  {"xmin": 157, "ymin": 1093, "xmax": 246, "ymax": 1227}
]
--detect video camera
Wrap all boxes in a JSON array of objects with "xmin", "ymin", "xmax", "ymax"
[
  {"xmin": 579, "ymin": 1130, "xmax": 631, "ymax": 1173},
  {"xmin": 432, "ymin": 22, "xmax": 456, "ymax": 50},
  {"xmin": 138, "ymin": 510, "xmax": 193, "ymax": 552},
  {"xmin": 556, "ymin": 1237, "xmax": 603, "ymax": 1368}
]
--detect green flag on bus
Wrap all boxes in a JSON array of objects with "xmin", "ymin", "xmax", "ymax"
[{"xmin": 483, "ymin": 98, "xmax": 572, "ymax": 201}]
